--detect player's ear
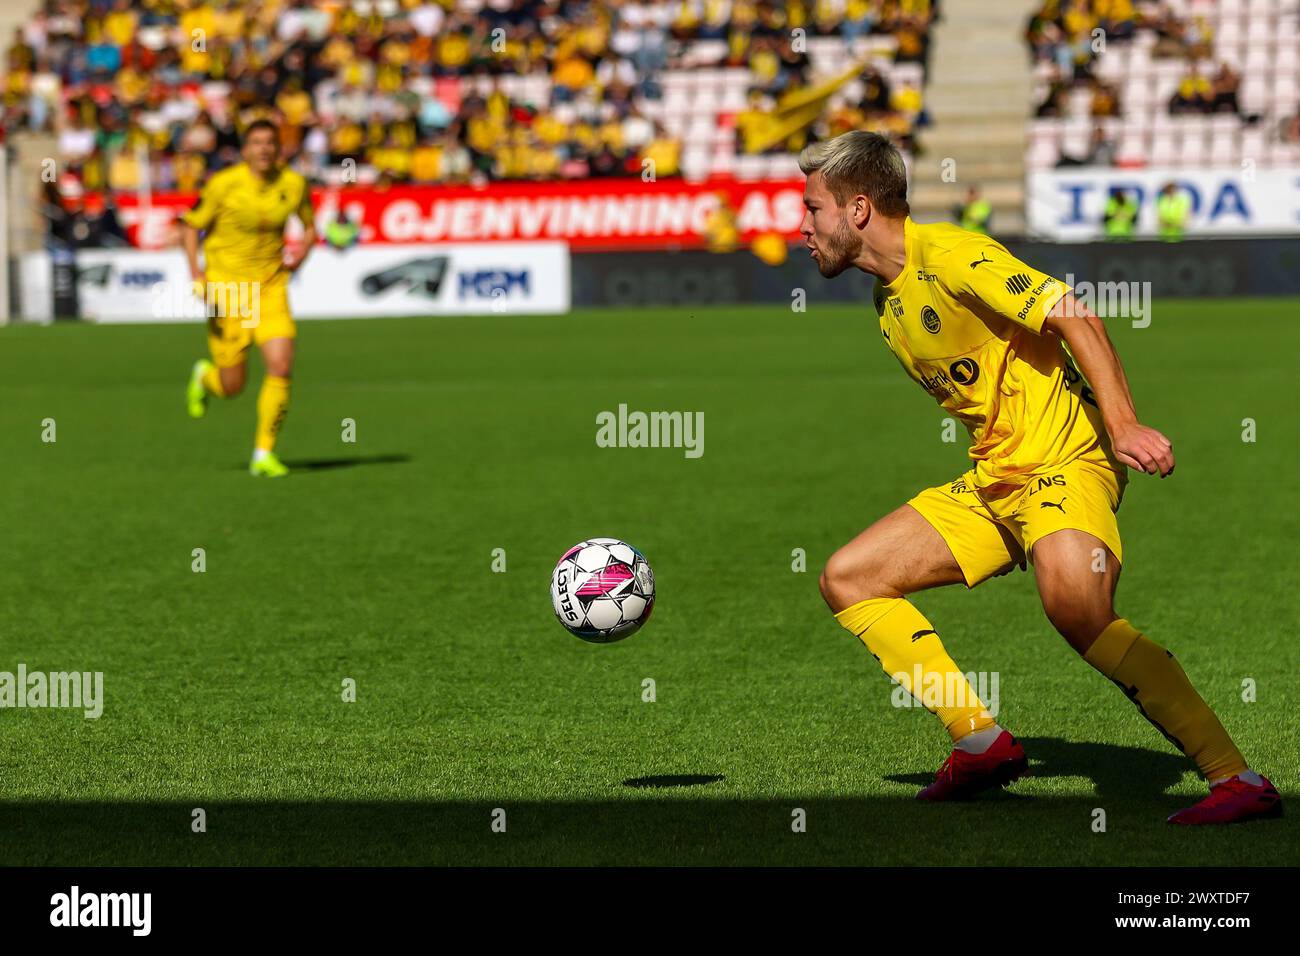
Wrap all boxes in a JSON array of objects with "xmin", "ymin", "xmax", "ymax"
[{"xmin": 851, "ymin": 195, "xmax": 871, "ymax": 229}]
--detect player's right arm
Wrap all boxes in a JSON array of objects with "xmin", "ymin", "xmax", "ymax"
[
  {"xmin": 944, "ymin": 235, "xmax": 1174, "ymax": 477},
  {"xmin": 178, "ymin": 173, "xmax": 227, "ymax": 286},
  {"xmin": 1044, "ymin": 293, "xmax": 1175, "ymax": 477},
  {"xmin": 180, "ymin": 219, "xmax": 204, "ymax": 289}
]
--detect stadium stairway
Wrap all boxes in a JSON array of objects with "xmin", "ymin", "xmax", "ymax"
[
  {"xmin": 909, "ymin": 0, "xmax": 1041, "ymax": 236},
  {"xmin": 2, "ymin": 0, "xmax": 49, "ymax": 255},
  {"xmin": 0, "ymin": 1, "xmax": 40, "ymax": 54}
]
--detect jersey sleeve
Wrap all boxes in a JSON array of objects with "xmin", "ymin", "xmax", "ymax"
[
  {"xmin": 179, "ymin": 174, "xmax": 226, "ymax": 231},
  {"xmin": 944, "ymin": 235, "xmax": 1071, "ymax": 334}
]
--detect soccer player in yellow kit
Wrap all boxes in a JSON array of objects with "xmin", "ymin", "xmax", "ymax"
[
  {"xmin": 800, "ymin": 131, "xmax": 1280, "ymax": 825},
  {"xmin": 180, "ymin": 119, "xmax": 316, "ymax": 477}
]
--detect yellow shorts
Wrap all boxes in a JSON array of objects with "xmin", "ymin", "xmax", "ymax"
[
  {"xmin": 908, "ymin": 455, "xmax": 1128, "ymax": 588},
  {"xmin": 202, "ymin": 275, "xmax": 296, "ymax": 369}
]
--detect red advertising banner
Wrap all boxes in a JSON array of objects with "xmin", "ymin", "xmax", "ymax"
[{"xmin": 107, "ymin": 177, "xmax": 807, "ymax": 251}]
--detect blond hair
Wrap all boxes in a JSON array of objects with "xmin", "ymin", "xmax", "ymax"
[{"xmin": 798, "ymin": 131, "xmax": 909, "ymax": 217}]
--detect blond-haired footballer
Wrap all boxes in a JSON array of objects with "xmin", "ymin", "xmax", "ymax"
[
  {"xmin": 801, "ymin": 131, "xmax": 1279, "ymax": 825},
  {"xmin": 180, "ymin": 119, "xmax": 316, "ymax": 477}
]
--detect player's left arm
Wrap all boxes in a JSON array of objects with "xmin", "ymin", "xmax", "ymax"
[
  {"xmin": 1044, "ymin": 294, "xmax": 1175, "ymax": 477},
  {"xmin": 284, "ymin": 181, "xmax": 317, "ymax": 272}
]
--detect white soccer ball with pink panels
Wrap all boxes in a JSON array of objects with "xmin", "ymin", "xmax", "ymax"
[{"xmin": 551, "ymin": 538, "xmax": 655, "ymax": 643}]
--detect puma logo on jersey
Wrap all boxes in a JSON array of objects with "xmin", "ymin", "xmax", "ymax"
[
  {"xmin": 969, "ymin": 252, "xmax": 992, "ymax": 269},
  {"xmin": 1040, "ymin": 498, "xmax": 1067, "ymax": 513},
  {"xmin": 911, "ymin": 629, "xmax": 938, "ymax": 642}
]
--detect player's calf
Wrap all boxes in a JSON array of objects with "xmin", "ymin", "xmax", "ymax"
[
  {"xmin": 187, "ymin": 359, "xmax": 244, "ymax": 418},
  {"xmin": 826, "ymin": 507, "xmax": 1008, "ymax": 757},
  {"xmin": 220, "ymin": 363, "xmax": 246, "ymax": 397}
]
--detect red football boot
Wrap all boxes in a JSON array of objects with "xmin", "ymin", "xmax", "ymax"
[
  {"xmin": 916, "ymin": 730, "xmax": 1029, "ymax": 801},
  {"xmin": 1167, "ymin": 774, "xmax": 1283, "ymax": 825}
]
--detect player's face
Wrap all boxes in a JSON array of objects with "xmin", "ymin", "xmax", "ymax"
[
  {"xmin": 800, "ymin": 172, "xmax": 862, "ymax": 279},
  {"xmin": 242, "ymin": 128, "xmax": 280, "ymax": 174}
]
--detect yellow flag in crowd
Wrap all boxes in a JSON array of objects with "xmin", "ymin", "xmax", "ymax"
[{"xmin": 741, "ymin": 62, "xmax": 865, "ymax": 155}]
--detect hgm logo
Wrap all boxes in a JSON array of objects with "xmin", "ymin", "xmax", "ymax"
[{"xmin": 459, "ymin": 269, "xmax": 529, "ymax": 299}]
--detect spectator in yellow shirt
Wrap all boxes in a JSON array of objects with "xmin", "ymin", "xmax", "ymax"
[
  {"xmin": 641, "ymin": 128, "xmax": 681, "ymax": 177},
  {"xmin": 179, "ymin": 2, "xmax": 217, "ymax": 76},
  {"xmin": 103, "ymin": 0, "xmax": 139, "ymax": 47}
]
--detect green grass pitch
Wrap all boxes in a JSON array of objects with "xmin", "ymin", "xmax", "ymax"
[{"xmin": 0, "ymin": 297, "xmax": 1296, "ymax": 866}]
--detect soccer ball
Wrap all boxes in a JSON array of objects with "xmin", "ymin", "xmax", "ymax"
[{"xmin": 551, "ymin": 538, "xmax": 655, "ymax": 643}]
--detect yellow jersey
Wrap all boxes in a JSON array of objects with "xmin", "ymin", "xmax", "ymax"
[
  {"xmin": 181, "ymin": 163, "xmax": 313, "ymax": 285},
  {"xmin": 873, "ymin": 218, "xmax": 1114, "ymax": 487}
]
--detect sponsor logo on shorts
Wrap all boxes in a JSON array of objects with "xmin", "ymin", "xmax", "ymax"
[
  {"xmin": 1040, "ymin": 497, "xmax": 1067, "ymax": 513},
  {"xmin": 1026, "ymin": 474, "xmax": 1067, "ymax": 498}
]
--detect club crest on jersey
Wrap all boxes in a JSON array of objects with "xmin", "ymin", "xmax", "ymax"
[{"xmin": 920, "ymin": 305, "xmax": 941, "ymax": 333}]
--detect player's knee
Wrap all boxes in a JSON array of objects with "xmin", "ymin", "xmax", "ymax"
[
  {"xmin": 1042, "ymin": 594, "xmax": 1113, "ymax": 653},
  {"xmin": 820, "ymin": 548, "xmax": 891, "ymax": 611}
]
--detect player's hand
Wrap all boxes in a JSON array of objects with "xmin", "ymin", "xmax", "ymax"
[
  {"xmin": 1111, "ymin": 421, "xmax": 1175, "ymax": 477},
  {"xmin": 189, "ymin": 271, "xmax": 206, "ymax": 299}
]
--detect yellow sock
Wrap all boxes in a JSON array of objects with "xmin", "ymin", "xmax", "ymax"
[
  {"xmin": 1084, "ymin": 619, "xmax": 1247, "ymax": 782},
  {"xmin": 254, "ymin": 375, "xmax": 291, "ymax": 452},
  {"xmin": 202, "ymin": 364, "xmax": 226, "ymax": 398},
  {"xmin": 835, "ymin": 598, "xmax": 996, "ymax": 742}
]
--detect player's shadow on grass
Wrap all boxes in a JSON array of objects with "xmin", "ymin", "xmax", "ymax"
[
  {"xmin": 623, "ymin": 774, "xmax": 725, "ymax": 789},
  {"xmin": 234, "ymin": 453, "xmax": 412, "ymax": 472},
  {"xmin": 884, "ymin": 736, "xmax": 1192, "ymax": 799}
]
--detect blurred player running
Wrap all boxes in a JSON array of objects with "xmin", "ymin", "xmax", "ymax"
[
  {"xmin": 180, "ymin": 119, "xmax": 316, "ymax": 477},
  {"xmin": 800, "ymin": 131, "xmax": 1280, "ymax": 825}
]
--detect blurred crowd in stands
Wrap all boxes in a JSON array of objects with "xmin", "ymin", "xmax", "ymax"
[
  {"xmin": 1028, "ymin": 1, "xmax": 1245, "ymax": 120},
  {"xmin": 1, "ymin": 0, "xmax": 937, "ymax": 193},
  {"xmin": 1025, "ymin": 0, "xmax": 1273, "ymax": 166}
]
